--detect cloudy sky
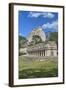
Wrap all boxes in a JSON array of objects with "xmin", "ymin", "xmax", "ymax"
[{"xmin": 19, "ymin": 11, "xmax": 58, "ymax": 37}]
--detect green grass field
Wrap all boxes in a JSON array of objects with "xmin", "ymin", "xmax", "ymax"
[{"xmin": 19, "ymin": 56, "xmax": 58, "ymax": 79}]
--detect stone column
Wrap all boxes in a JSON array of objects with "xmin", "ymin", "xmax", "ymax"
[
  {"xmin": 41, "ymin": 51, "xmax": 43, "ymax": 56},
  {"xmin": 43, "ymin": 50, "xmax": 44, "ymax": 56},
  {"xmin": 42, "ymin": 51, "xmax": 43, "ymax": 56}
]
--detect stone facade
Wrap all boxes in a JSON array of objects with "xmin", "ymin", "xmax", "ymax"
[
  {"xmin": 27, "ymin": 27, "xmax": 46, "ymax": 43},
  {"xmin": 20, "ymin": 27, "xmax": 58, "ymax": 57},
  {"xmin": 27, "ymin": 41, "xmax": 57, "ymax": 57}
]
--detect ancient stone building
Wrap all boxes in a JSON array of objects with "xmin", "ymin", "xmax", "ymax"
[
  {"xmin": 27, "ymin": 27, "xmax": 46, "ymax": 44},
  {"xmin": 27, "ymin": 41, "xmax": 57, "ymax": 57},
  {"xmin": 20, "ymin": 27, "xmax": 58, "ymax": 57},
  {"xmin": 26, "ymin": 27, "xmax": 58, "ymax": 57}
]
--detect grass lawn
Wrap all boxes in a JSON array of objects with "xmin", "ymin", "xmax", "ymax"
[{"xmin": 19, "ymin": 56, "xmax": 58, "ymax": 79}]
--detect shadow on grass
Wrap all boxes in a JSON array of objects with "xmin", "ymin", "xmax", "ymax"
[{"xmin": 19, "ymin": 68, "xmax": 58, "ymax": 79}]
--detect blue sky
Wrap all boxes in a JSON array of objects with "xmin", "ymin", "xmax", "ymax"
[{"xmin": 18, "ymin": 11, "xmax": 58, "ymax": 38}]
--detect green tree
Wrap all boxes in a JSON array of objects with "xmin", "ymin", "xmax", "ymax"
[
  {"xmin": 49, "ymin": 32, "xmax": 58, "ymax": 48},
  {"xmin": 19, "ymin": 36, "xmax": 27, "ymax": 48},
  {"xmin": 32, "ymin": 35, "xmax": 42, "ymax": 44}
]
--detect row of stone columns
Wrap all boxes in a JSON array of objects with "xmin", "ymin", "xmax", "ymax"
[
  {"xmin": 28, "ymin": 50, "xmax": 46, "ymax": 56},
  {"xmin": 28, "ymin": 49, "xmax": 58, "ymax": 57}
]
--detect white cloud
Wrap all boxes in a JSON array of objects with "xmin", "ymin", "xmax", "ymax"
[
  {"xmin": 42, "ymin": 20, "xmax": 58, "ymax": 31},
  {"xmin": 19, "ymin": 32, "xmax": 22, "ymax": 36},
  {"xmin": 42, "ymin": 12, "xmax": 54, "ymax": 18},
  {"xmin": 28, "ymin": 12, "xmax": 55, "ymax": 18},
  {"xmin": 28, "ymin": 12, "xmax": 41, "ymax": 18}
]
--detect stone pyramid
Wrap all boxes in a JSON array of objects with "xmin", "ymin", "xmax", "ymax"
[{"xmin": 27, "ymin": 27, "xmax": 46, "ymax": 43}]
